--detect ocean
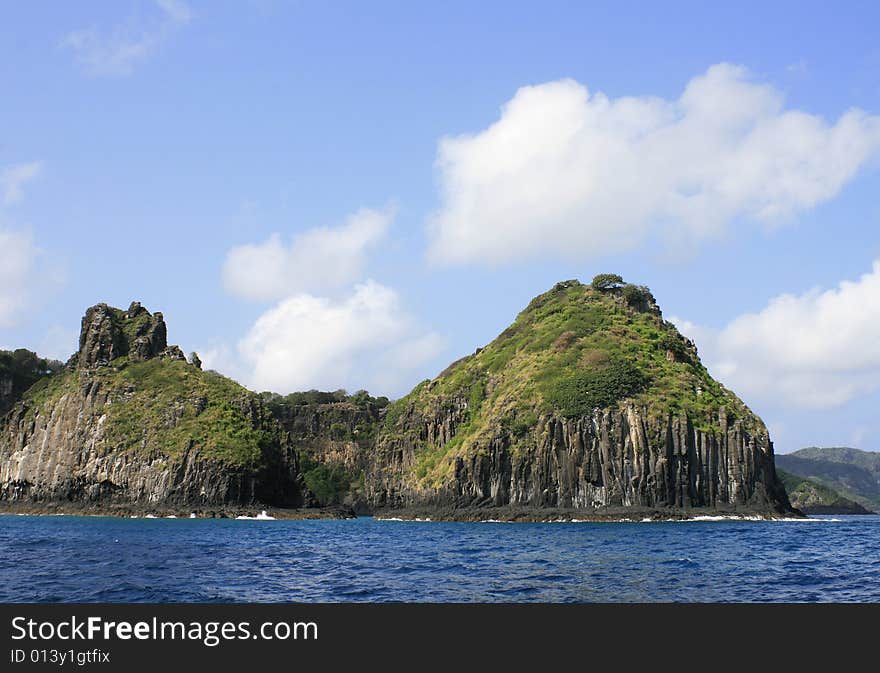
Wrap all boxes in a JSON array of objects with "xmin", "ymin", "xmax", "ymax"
[{"xmin": 2, "ymin": 514, "xmax": 879, "ymax": 602}]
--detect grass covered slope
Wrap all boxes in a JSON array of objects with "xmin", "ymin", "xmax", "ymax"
[
  {"xmin": 377, "ymin": 277, "xmax": 770, "ymax": 498},
  {"xmin": 22, "ymin": 357, "xmax": 280, "ymax": 467}
]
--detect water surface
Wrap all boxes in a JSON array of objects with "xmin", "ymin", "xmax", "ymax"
[{"xmin": 1, "ymin": 514, "xmax": 878, "ymax": 602}]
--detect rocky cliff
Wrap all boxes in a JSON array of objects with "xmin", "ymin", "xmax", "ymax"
[
  {"xmin": 369, "ymin": 405, "xmax": 789, "ymax": 514},
  {"xmin": 264, "ymin": 393, "xmax": 383, "ymax": 511},
  {"xmin": 367, "ymin": 278, "xmax": 794, "ymax": 517},
  {"xmin": 0, "ymin": 302, "xmax": 301, "ymax": 512}
]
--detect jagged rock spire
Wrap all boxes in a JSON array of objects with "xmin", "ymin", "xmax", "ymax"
[{"xmin": 76, "ymin": 302, "xmax": 168, "ymax": 368}]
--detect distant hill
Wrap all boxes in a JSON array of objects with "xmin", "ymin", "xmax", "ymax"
[
  {"xmin": 0, "ymin": 349, "xmax": 62, "ymax": 417},
  {"xmin": 777, "ymin": 469, "xmax": 873, "ymax": 514},
  {"xmin": 776, "ymin": 447, "xmax": 880, "ymax": 510}
]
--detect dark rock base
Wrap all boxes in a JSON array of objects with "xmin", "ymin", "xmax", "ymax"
[
  {"xmin": 371, "ymin": 505, "xmax": 806, "ymax": 522},
  {"xmin": 0, "ymin": 501, "xmax": 355, "ymax": 520}
]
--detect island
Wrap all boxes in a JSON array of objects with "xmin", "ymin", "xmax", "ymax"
[{"xmin": 0, "ymin": 276, "xmax": 799, "ymax": 521}]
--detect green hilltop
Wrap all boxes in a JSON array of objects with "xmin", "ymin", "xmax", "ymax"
[{"xmin": 381, "ymin": 276, "xmax": 765, "ymax": 491}]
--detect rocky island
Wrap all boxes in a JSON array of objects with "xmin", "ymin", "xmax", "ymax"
[{"xmin": 0, "ymin": 276, "xmax": 798, "ymax": 520}]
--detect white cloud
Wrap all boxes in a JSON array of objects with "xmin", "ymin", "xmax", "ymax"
[
  {"xmin": 62, "ymin": 0, "xmax": 191, "ymax": 77},
  {"xmin": 0, "ymin": 161, "xmax": 42, "ymax": 206},
  {"xmin": 672, "ymin": 261, "xmax": 880, "ymax": 409},
  {"xmin": 196, "ymin": 342, "xmax": 248, "ymax": 382},
  {"xmin": 427, "ymin": 63, "xmax": 880, "ymax": 265},
  {"xmin": 222, "ymin": 205, "xmax": 394, "ymax": 302},
  {"xmin": 0, "ymin": 228, "xmax": 39, "ymax": 327},
  {"xmin": 0, "ymin": 166, "xmax": 61, "ymax": 327},
  {"xmin": 215, "ymin": 202, "xmax": 444, "ymax": 396},
  {"xmin": 237, "ymin": 280, "xmax": 445, "ymax": 394}
]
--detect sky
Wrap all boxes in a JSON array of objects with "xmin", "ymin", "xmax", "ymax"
[{"xmin": 2, "ymin": 0, "xmax": 880, "ymax": 453}]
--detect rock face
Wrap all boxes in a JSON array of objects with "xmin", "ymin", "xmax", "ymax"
[
  {"xmin": 77, "ymin": 302, "xmax": 168, "ymax": 367},
  {"xmin": 368, "ymin": 404, "xmax": 788, "ymax": 512},
  {"xmin": 266, "ymin": 398, "xmax": 382, "ymax": 511},
  {"xmin": 0, "ymin": 302, "xmax": 301, "ymax": 510},
  {"xmin": 0, "ymin": 375, "xmax": 10, "ymax": 416},
  {"xmin": 366, "ymin": 278, "xmax": 795, "ymax": 516}
]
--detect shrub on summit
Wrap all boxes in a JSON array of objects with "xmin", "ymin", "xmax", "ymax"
[{"xmin": 590, "ymin": 273, "xmax": 625, "ymax": 291}]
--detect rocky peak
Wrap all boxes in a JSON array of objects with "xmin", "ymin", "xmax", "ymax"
[
  {"xmin": 367, "ymin": 276, "xmax": 793, "ymax": 515},
  {"xmin": 76, "ymin": 302, "xmax": 168, "ymax": 368}
]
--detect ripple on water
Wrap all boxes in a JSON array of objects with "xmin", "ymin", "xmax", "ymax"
[{"xmin": 1, "ymin": 514, "xmax": 879, "ymax": 602}]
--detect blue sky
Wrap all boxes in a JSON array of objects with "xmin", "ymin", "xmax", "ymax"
[{"xmin": 2, "ymin": 1, "xmax": 880, "ymax": 453}]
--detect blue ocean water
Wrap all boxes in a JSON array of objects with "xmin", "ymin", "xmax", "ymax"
[{"xmin": 1, "ymin": 514, "xmax": 878, "ymax": 602}]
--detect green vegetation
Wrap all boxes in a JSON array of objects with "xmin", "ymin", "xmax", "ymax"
[
  {"xmin": 329, "ymin": 422, "xmax": 349, "ymax": 440},
  {"xmin": 261, "ymin": 388, "xmax": 389, "ymax": 411},
  {"xmin": 544, "ymin": 358, "xmax": 646, "ymax": 417},
  {"xmin": 103, "ymin": 358, "xmax": 282, "ymax": 465},
  {"xmin": 19, "ymin": 369, "xmax": 74, "ymax": 422},
  {"xmin": 590, "ymin": 273, "xmax": 624, "ymax": 291},
  {"xmin": 300, "ymin": 457, "xmax": 352, "ymax": 506},
  {"xmin": 0, "ymin": 349, "xmax": 62, "ymax": 380},
  {"xmin": 621, "ymin": 284, "xmax": 656, "ymax": 311},
  {"xmin": 19, "ymin": 356, "xmax": 285, "ymax": 467},
  {"xmin": 383, "ymin": 276, "xmax": 764, "ymax": 489}
]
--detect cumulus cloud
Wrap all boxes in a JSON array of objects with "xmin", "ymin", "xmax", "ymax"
[
  {"xmin": 214, "ymin": 203, "xmax": 444, "ymax": 395},
  {"xmin": 0, "ymin": 161, "xmax": 42, "ymax": 206},
  {"xmin": 222, "ymin": 206, "xmax": 394, "ymax": 302},
  {"xmin": 0, "ymin": 163, "xmax": 60, "ymax": 326},
  {"xmin": 0, "ymin": 228, "xmax": 40, "ymax": 327},
  {"xmin": 62, "ymin": 0, "xmax": 191, "ymax": 77},
  {"xmin": 237, "ymin": 280, "xmax": 445, "ymax": 394},
  {"xmin": 427, "ymin": 63, "xmax": 880, "ymax": 265},
  {"xmin": 671, "ymin": 261, "xmax": 880, "ymax": 409},
  {"xmin": 196, "ymin": 342, "xmax": 248, "ymax": 382}
]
